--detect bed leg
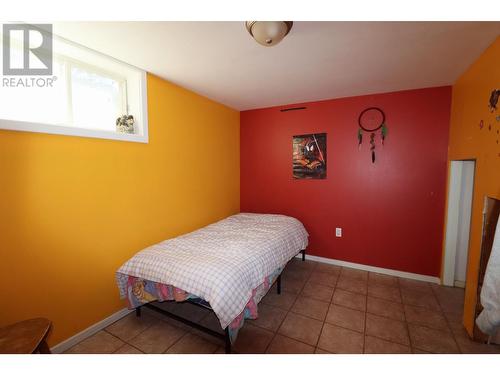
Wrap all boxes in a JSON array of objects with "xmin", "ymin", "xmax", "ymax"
[
  {"xmin": 224, "ymin": 328, "xmax": 231, "ymax": 354},
  {"xmin": 277, "ymin": 274, "xmax": 282, "ymax": 295},
  {"xmin": 301, "ymin": 249, "xmax": 306, "ymax": 262},
  {"xmin": 135, "ymin": 306, "xmax": 142, "ymax": 317}
]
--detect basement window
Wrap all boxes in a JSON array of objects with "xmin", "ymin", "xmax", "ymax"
[{"xmin": 0, "ymin": 25, "xmax": 148, "ymax": 143}]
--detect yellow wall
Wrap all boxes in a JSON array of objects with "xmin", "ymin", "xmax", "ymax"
[
  {"xmin": 447, "ymin": 37, "xmax": 500, "ymax": 335},
  {"xmin": 0, "ymin": 73, "xmax": 240, "ymax": 346}
]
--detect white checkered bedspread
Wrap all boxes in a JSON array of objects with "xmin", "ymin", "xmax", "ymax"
[{"xmin": 116, "ymin": 213, "xmax": 308, "ymax": 328}]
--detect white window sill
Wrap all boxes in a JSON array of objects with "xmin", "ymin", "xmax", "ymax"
[{"xmin": 0, "ymin": 119, "xmax": 149, "ymax": 143}]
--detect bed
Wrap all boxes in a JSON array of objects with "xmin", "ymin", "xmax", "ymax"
[{"xmin": 115, "ymin": 213, "xmax": 309, "ymax": 353}]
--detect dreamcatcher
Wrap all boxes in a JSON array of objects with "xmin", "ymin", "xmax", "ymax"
[{"xmin": 357, "ymin": 107, "xmax": 388, "ymax": 163}]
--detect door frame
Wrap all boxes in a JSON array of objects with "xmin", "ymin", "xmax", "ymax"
[{"xmin": 442, "ymin": 159, "xmax": 476, "ymax": 287}]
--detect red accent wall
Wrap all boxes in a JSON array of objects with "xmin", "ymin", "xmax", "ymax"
[{"xmin": 240, "ymin": 87, "xmax": 452, "ymax": 277}]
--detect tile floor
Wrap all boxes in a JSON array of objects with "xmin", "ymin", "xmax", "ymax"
[{"xmin": 65, "ymin": 259, "xmax": 500, "ymax": 354}]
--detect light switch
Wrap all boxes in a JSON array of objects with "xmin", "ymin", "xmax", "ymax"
[{"xmin": 335, "ymin": 228, "xmax": 342, "ymax": 237}]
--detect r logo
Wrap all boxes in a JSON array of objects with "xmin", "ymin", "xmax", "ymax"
[{"xmin": 2, "ymin": 24, "xmax": 53, "ymax": 76}]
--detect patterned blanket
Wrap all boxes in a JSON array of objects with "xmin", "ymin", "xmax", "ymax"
[
  {"xmin": 116, "ymin": 213, "xmax": 308, "ymax": 328},
  {"xmin": 122, "ymin": 266, "xmax": 283, "ymax": 343}
]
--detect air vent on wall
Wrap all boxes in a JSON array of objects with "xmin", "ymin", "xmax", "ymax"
[{"xmin": 280, "ymin": 106, "xmax": 307, "ymax": 112}]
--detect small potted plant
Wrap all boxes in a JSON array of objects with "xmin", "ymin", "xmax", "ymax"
[{"xmin": 116, "ymin": 115, "xmax": 135, "ymax": 134}]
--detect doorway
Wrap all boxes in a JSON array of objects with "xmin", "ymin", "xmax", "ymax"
[{"xmin": 443, "ymin": 160, "xmax": 476, "ymax": 287}]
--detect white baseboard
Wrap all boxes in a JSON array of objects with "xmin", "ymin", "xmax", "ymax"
[
  {"xmin": 454, "ymin": 280, "xmax": 466, "ymax": 288},
  {"xmin": 50, "ymin": 308, "xmax": 131, "ymax": 354},
  {"xmin": 297, "ymin": 253, "xmax": 441, "ymax": 284}
]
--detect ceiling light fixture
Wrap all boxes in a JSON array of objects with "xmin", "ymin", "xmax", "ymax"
[{"xmin": 245, "ymin": 21, "xmax": 293, "ymax": 47}]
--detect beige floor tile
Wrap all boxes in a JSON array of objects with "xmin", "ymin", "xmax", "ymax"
[
  {"xmin": 432, "ymin": 286, "xmax": 464, "ymax": 313},
  {"xmin": 412, "ymin": 348, "xmax": 433, "ymax": 354},
  {"xmin": 365, "ymin": 313, "xmax": 410, "ymax": 346},
  {"xmin": 332, "ymin": 289, "xmax": 366, "ymax": 311},
  {"xmin": 261, "ymin": 290, "xmax": 298, "ymax": 310},
  {"xmin": 368, "ymin": 273, "xmax": 398, "ymax": 287},
  {"xmin": 249, "ymin": 304, "xmax": 288, "ymax": 332},
  {"xmin": 408, "ymin": 324, "xmax": 459, "ymax": 353},
  {"xmin": 308, "ymin": 271, "xmax": 338, "ymax": 287},
  {"xmin": 105, "ymin": 312, "xmax": 158, "ymax": 342},
  {"xmin": 443, "ymin": 310, "xmax": 463, "ymax": 324},
  {"xmin": 326, "ymin": 305, "xmax": 365, "ymax": 333},
  {"xmin": 291, "ymin": 296, "xmax": 330, "ymax": 321},
  {"xmin": 301, "ymin": 281, "xmax": 334, "ymax": 302},
  {"xmin": 278, "ymin": 312, "xmax": 323, "ymax": 346},
  {"xmin": 283, "ymin": 267, "xmax": 311, "ymax": 283},
  {"xmin": 281, "ymin": 276, "xmax": 306, "ymax": 294},
  {"xmin": 404, "ymin": 305, "xmax": 449, "ymax": 331},
  {"xmin": 158, "ymin": 316, "xmax": 196, "ymax": 332},
  {"xmin": 266, "ymin": 334, "xmax": 315, "ymax": 354},
  {"xmin": 450, "ymin": 325, "xmax": 471, "ymax": 341},
  {"xmin": 367, "ymin": 296, "xmax": 404, "ymax": 321},
  {"xmin": 314, "ymin": 347, "xmax": 333, "ymax": 354},
  {"xmin": 315, "ymin": 263, "xmax": 341, "ymax": 275},
  {"xmin": 340, "ymin": 268, "xmax": 368, "ymax": 281},
  {"xmin": 336, "ymin": 277, "xmax": 368, "ymax": 295},
  {"xmin": 65, "ymin": 331, "xmax": 125, "ymax": 354},
  {"xmin": 74, "ymin": 261, "xmax": 480, "ymax": 357},
  {"xmin": 455, "ymin": 336, "xmax": 500, "ymax": 354},
  {"xmin": 282, "ymin": 266, "xmax": 309, "ymax": 280},
  {"xmin": 445, "ymin": 312, "xmax": 467, "ymax": 336},
  {"xmin": 129, "ymin": 320, "xmax": 187, "ymax": 353},
  {"xmin": 166, "ymin": 332, "xmax": 218, "ymax": 354},
  {"xmin": 190, "ymin": 331, "xmax": 225, "ymax": 347},
  {"xmin": 364, "ymin": 336, "xmax": 411, "ymax": 354},
  {"xmin": 367, "ymin": 284, "xmax": 401, "ymax": 303},
  {"xmin": 401, "ymin": 289, "xmax": 440, "ymax": 311},
  {"xmin": 114, "ymin": 343, "xmax": 144, "ymax": 354},
  {"xmin": 399, "ymin": 278, "xmax": 433, "ymax": 294},
  {"xmin": 432, "ymin": 284, "xmax": 464, "ymax": 300},
  {"xmin": 232, "ymin": 324, "xmax": 275, "ymax": 354},
  {"xmin": 317, "ymin": 323, "xmax": 364, "ymax": 354}
]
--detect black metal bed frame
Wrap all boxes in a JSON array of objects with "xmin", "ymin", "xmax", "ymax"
[{"xmin": 135, "ymin": 249, "xmax": 306, "ymax": 354}]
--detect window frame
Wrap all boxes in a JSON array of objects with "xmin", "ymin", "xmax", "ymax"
[{"xmin": 0, "ymin": 31, "xmax": 149, "ymax": 144}]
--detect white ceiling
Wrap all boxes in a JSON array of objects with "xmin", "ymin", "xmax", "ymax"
[{"xmin": 53, "ymin": 21, "xmax": 500, "ymax": 110}]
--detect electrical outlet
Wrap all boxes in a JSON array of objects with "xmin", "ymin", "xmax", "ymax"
[{"xmin": 335, "ymin": 227, "xmax": 342, "ymax": 237}]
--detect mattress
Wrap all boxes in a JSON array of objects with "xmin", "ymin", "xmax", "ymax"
[{"xmin": 116, "ymin": 213, "xmax": 309, "ymax": 328}]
